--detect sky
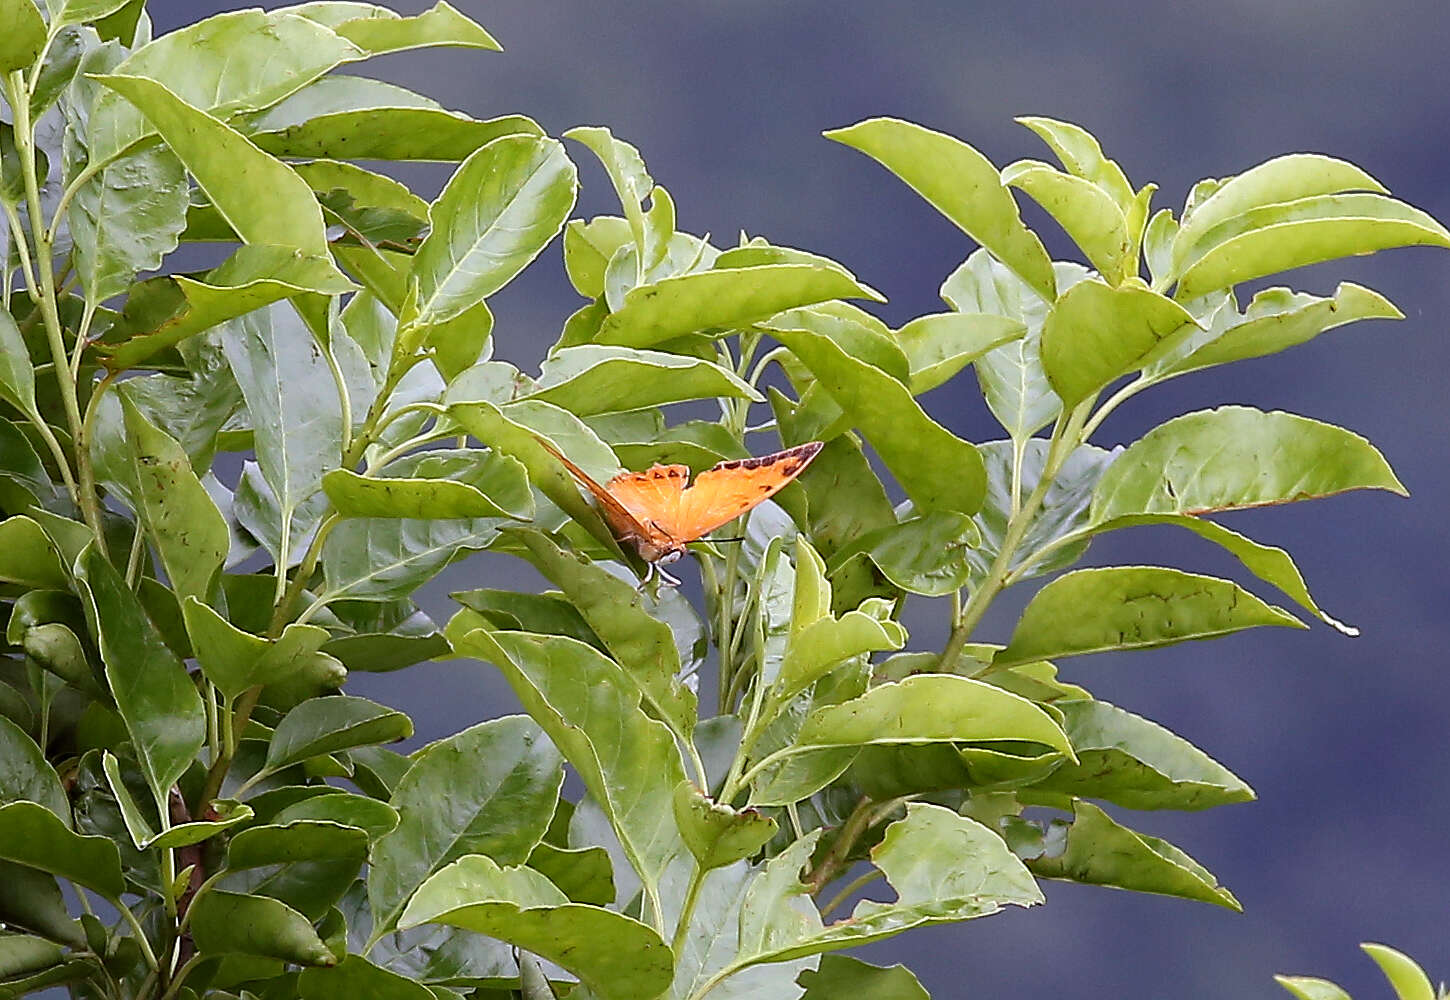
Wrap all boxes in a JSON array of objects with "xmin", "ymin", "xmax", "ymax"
[{"xmin": 134, "ymin": 2, "xmax": 1450, "ymax": 997}]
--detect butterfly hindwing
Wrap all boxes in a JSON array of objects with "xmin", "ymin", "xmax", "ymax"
[{"xmin": 675, "ymin": 441, "xmax": 823, "ymax": 541}]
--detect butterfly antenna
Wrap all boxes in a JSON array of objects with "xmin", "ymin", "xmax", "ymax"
[{"xmin": 708, "ymin": 536, "xmax": 746, "ymax": 544}]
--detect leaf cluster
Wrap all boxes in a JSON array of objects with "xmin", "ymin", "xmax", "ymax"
[{"xmin": 0, "ymin": 2, "xmax": 1443, "ymax": 998}]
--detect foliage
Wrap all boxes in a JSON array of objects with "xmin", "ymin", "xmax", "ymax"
[
  {"xmin": 1278, "ymin": 944, "xmax": 1448, "ymax": 1000},
  {"xmin": 0, "ymin": 1, "xmax": 1443, "ymax": 998}
]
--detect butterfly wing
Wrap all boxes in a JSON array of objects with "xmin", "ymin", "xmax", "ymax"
[
  {"xmin": 604, "ymin": 465, "xmax": 691, "ymax": 538},
  {"xmin": 674, "ymin": 441, "xmax": 823, "ymax": 541},
  {"xmin": 536, "ymin": 438, "xmax": 651, "ymax": 541}
]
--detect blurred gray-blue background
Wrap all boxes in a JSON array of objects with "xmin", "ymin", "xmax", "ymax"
[{"xmin": 147, "ymin": 2, "xmax": 1450, "ymax": 996}]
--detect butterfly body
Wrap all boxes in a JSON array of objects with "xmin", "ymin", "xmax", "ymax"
[{"xmin": 542, "ymin": 440, "xmax": 823, "ymax": 568}]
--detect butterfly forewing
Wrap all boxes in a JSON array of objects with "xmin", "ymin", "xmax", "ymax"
[{"xmin": 675, "ymin": 441, "xmax": 823, "ymax": 541}]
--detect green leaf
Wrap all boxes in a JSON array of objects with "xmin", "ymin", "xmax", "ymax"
[
  {"xmin": 997, "ymin": 566, "xmax": 1303, "ymax": 666},
  {"xmin": 1173, "ymin": 153, "xmax": 1389, "ymax": 266},
  {"xmin": 1174, "ymin": 192, "xmax": 1450, "ymax": 299},
  {"xmin": 797, "ymin": 956, "xmax": 930, "ymax": 1000},
  {"xmin": 0, "ymin": 0, "xmax": 44, "ymax": 72},
  {"xmin": 294, "ymin": 1, "xmax": 501, "ymax": 54},
  {"xmin": 739, "ymin": 805, "xmax": 1040, "ymax": 971},
  {"xmin": 596, "ymin": 264, "xmax": 879, "ymax": 349},
  {"xmin": 528, "ymin": 345, "xmax": 761, "ymax": 416},
  {"xmin": 411, "ymin": 134, "xmax": 577, "ymax": 325},
  {"xmin": 0, "ymin": 304, "xmax": 35, "ymax": 414},
  {"xmin": 970, "ymin": 439, "xmax": 1116, "ymax": 584},
  {"xmin": 767, "ymin": 322, "xmax": 984, "ymax": 514},
  {"xmin": 119, "ymin": 396, "xmax": 228, "ymax": 604},
  {"xmin": 770, "ymin": 605, "xmax": 905, "ymax": 715},
  {"xmin": 510, "ymin": 529, "xmax": 696, "ymax": 742},
  {"xmin": 565, "ymin": 217, "xmax": 633, "ymax": 297},
  {"xmin": 1016, "ymin": 116, "xmax": 1136, "ymax": 209},
  {"xmin": 1025, "ymin": 800, "xmax": 1239, "ymax": 909},
  {"xmin": 94, "ymin": 74, "xmax": 338, "ymax": 258},
  {"xmin": 564, "ymin": 126, "xmax": 653, "ymax": 258},
  {"xmin": 221, "ymin": 302, "xmax": 345, "ymax": 571},
  {"xmin": 1146, "ymin": 282, "xmax": 1401, "ymax": 379},
  {"xmin": 827, "ymin": 117, "xmax": 1055, "ymax": 300},
  {"xmin": 96, "ymin": 244, "xmax": 355, "ymax": 370},
  {"xmin": 673, "ymin": 782, "xmax": 777, "ymax": 871},
  {"xmin": 526, "ymin": 842, "xmax": 615, "ymax": 907},
  {"xmin": 1093, "ymin": 406, "xmax": 1406, "ymax": 518},
  {"xmin": 443, "ymin": 398, "xmax": 626, "ymax": 561},
  {"xmin": 190, "ymin": 890, "xmax": 336, "ymax": 965},
  {"xmin": 781, "ymin": 673, "xmax": 1072, "ymax": 760},
  {"xmin": 253, "ymin": 92, "xmax": 541, "ymax": 162},
  {"xmin": 827, "ymin": 511, "xmax": 979, "ymax": 597},
  {"xmin": 0, "ymin": 517, "xmax": 68, "ymax": 589},
  {"xmin": 398, "ymin": 855, "xmax": 673, "ymax": 1000},
  {"xmin": 1275, "ymin": 976, "xmax": 1354, "ymax": 1000},
  {"xmin": 0, "ymin": 716, "xmax": 67, "ymax": 820},
  {"xmin": 272, "ymin": 791, "xmax": 398, "ymax": 841},
  {"xmin": 446, "ymin": 626, "xmax": 686, "ymax": 900},
  {"xmin": 47, "ymin": 0, "xmax": 134, "ymax": 29},
  {"xmin": 73, "ymin": 545, "xmax": 206, "ymax": 808},
  {"xmin": 942, "ymin": 251, "xmax": 1089, "ymax": 441},
  {"xmin": 0, "ymin": 862, "xmax": 84, "ymax": 948},
  {"xmin": 70, "ymin": 143, "xmax": 189, "ymax": 306},
  {"xmin": 299, "ymin": 953, "xmax": 434, "ymax": 1000},
  {"xmin": 88, "ymin": 9, "xmax": 361, "ymax": 164},
  {"xmin": 181, "ymin": 598, "xmax": 331, "ymax": 703},
  {"xmin": 1033, "ymin": 700, "xmax": 1254, "ymax": 809},
  {"xmin": 322, "ymin": 456, "xmax": 532, "ymax": 521},
  {"xmin": 263, "ymin": 696, "xmax": 412, "ymax": 774},
  {"xmin": 0, "ymin": 801, "xmax": 124, "ymax": 898},
  {"xmin": 368, "ymin": 716, "xmax": 562, "ymax": 937},
  {"xmin": 1040, "ymin": 278, "xmax": 1197, "ymax": 407},
  {"xmin": 101, "ymin": 752, "xmax": 250, "ymax": 849},
  {"xmin": 318, "ymin": 515, "xmax": 507, "ymax": 604},
  {"xmin": 1004, "ymin": 160, "xmax": 1130, "ymax": 280},
  {"xmin": 896, "ymin": 311, "xmax": 1024, "ymax": 395},
  {"xmin": 1361, "ymin": 943, "xmax": 1436, "ymax": 1000},
  {"xmin": 222, "ymin": 820, "xmax": 368, "ymax": 919},
  {"xmin": 0, "ymin": 934, "xmax": 63, "ymax": 980}
]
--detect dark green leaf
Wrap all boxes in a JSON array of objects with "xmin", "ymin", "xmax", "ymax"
[
  {"xmin": 263, "ymin": 696, "xmax": 412, "ymax": 774},
  {"xmin": 272, "ymin": 792, "xmax": 399, "ymax": 841},
  {"xmin": 70, "ymin": 144, "xmax": 188, "ymax": 306},
  {"xmin": 398, "ymin": 855, "xmax": 673, "ymax": 1000},
  {"xmin": 0, "ymin": 862, "xmax": 84, "ymax": 947},
  {"xmin": 995, "ymin": 566, "xmax": 1304, "ymax": 667},
  {"xmin": 189, "ymin": 890, "xmax": 336, "ymax": 965},
  {"xmin": 318, "ymin": 515, "xmax": 507, "ymax": 603},
  {"xmin": 0, "ymin": 801, "xmax": 124, "ymax": 898},
  {"xmin": 299, "ymin": 954, "xmax": 433, "ymax": 1000},
  {"xmin": 1025, "ymin": 800, "xmax": 1239, "ymax": 909},
  {"xmin": 367, "ymin": 716, "xmax": 563, "ymax": 938},
  {"xmin": 827, "ymin": 117, "xmax": 1055, "ymax": 299},
  {"xmin": 223, "ymin": 821, "xmax": 369, "ymax": 919},
  {"xmin": 0, "ymin": 517, "xmax": 68, "ymax": 589},
  {"xmin": 798, "ymin": 955, "xmax": 931, "ymax": 1000},
  {"xmin": 525, "ymin": 841, "xmax": 614, "ymax": 906},
  {"xmin": 0, "ymin": 715, "xmax": 67, "ymax": 819},
  {"xmin": 253, "ymin": 96, "xmax": 540, "ymax": 162},
  {"xmin": 73, "ymin": 546, "xmax": 206, "ymax": 807},
  {"xmin": 120, "ymin": 395, "xmax": 228, "ymax": 603},
  {"xmin": 0, "ymin": 308, "xmax": 35, "ymax": 414},
  {"xmin": 181, "ymin": 598, "xmax": 332, "ymax": 703},
  {"xmin": 0, "ymin": 934, "xmax": 63, "ymax": 980},
  {"xmin": 827, "ymin": 511, "xmax": 979, "ymax": 596}
]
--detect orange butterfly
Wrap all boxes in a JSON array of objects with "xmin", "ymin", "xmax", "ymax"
[{"xmin": 540, "ymin": 439, "xmax": 823, "ymax": 573}]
